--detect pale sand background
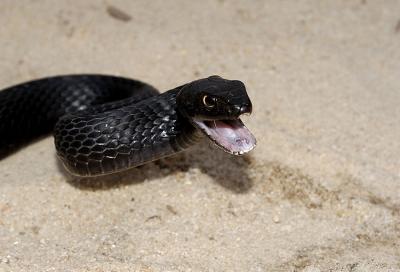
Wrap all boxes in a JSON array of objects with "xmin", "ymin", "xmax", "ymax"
[{"xmin": 0, "ymin": 1, "xmax": 399, "ymax": 271}]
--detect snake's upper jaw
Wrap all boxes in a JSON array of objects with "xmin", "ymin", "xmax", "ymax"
[{"xmin": 192, "ymin": 116, "xmax": 256, "ymax": 155}]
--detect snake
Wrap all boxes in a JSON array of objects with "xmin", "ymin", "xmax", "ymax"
[{"xmin": 0, "ymin": 75, "xmax": 256, "ymax": 176}]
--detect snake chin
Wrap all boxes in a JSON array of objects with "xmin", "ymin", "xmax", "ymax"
[{"xmin": 192, "ymin": 116, "xmax": 256, "ymax": 155}]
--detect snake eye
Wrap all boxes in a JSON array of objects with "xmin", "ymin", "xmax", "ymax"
[{"xmin": 202, "ymin": 95, "xmax": 216, "ymax": 108}]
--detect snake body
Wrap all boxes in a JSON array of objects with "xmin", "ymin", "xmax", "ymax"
[{"xmin": 0, "ymin": 75, "xmax": 256, "ymax": 176}]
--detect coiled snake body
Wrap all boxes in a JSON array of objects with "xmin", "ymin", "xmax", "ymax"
[{"xmin": 0, "ymin": 75, "xmax": 256, "ymax": 176}]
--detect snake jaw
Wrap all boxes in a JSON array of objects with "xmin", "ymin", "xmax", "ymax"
[{"xmin": 192, "ymin": 116, "xmax": 256, "ymax": 155}]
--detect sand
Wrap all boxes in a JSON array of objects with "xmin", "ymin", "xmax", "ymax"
[{"xmin": 0, "ymin": 1, "xmax": 399, "ymax": 271}]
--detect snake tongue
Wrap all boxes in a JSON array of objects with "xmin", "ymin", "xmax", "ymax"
[{"xmin": 193, "ymin": 118, "xmax": 256, "ymax": 155}]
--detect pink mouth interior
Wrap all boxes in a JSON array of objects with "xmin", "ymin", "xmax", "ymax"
[{"xmin": 193, "ymin": 118, "xmax": 256, "ymax": 155}]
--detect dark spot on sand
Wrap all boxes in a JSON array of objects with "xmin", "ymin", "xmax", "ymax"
[
  {"xmin": 31, "ymin": 226, "xmax": 40, "ymax": 235},
  {"xmin": 107, "ymin": 6, "xmax": 132, "ymax": 22},
  {"xmin": 395, "ymin": 20, "xmax": 400, "ymax": 33},
  {"xmin": 166, "ymin": 205, "xmax": 178, "ymax": 215},
  {"xmin": 346, "ymin": 263, "xmax": 359, "ymax": 271},
  {"xmin": 145, "ymin": 215, "xmax": 161, "ymax": 222}
]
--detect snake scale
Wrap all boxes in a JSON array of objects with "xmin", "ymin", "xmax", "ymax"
[{"xmin": 0, "ymin": 75, "xmax": 256, "ymax": 176}]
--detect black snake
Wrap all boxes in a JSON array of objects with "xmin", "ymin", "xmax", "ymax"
[{"xmin": 0, "ymin": 75, "xmax": 256, "ymax": 176}]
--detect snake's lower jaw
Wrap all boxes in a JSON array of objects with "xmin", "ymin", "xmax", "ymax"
[{"xmin": 192, "ymin": 117, "xmax": 256, "ymax": 155}]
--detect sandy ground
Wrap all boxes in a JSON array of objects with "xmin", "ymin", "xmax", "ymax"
[{"xmin": 0, "ymin": 0, "xmax": 399, "ymax": 271}]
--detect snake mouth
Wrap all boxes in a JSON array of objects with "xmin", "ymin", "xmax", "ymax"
[{"xmin": 192, "ymin": 117, "xmax": 256, "ymax": 155}]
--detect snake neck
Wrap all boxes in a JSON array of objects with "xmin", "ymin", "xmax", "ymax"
[
  {"xmin": 55, "ymin": 87, "xmax": 202, "ymax": 176},
  {"xmin": 154, "ymin": 88, "xmax": 202, "ymax": 151}
]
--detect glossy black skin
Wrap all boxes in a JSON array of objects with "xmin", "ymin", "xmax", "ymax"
[
  {"xmin": 0, "ymin": 75, "xmax": 158, "ymax": 157},
  {"xmin": 176, "ymin": 75, "xmax": 252, "ymax": 120},
  {"xmin": 55, "ymin": 86, "xmax": 198, "ymax": 176},
  {"xmin": 0, "ymin": 75, "xmax": 252, "ymax": 176}
]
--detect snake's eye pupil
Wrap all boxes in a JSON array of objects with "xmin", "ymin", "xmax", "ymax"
[{"xmin": 202, "ymin": 95, "xmax": 215, "ymax": 108}]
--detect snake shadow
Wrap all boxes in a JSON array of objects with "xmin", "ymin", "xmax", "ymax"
[{"xmin": 58, "ymin": 140, "xmax": 254, "ymax": 193}]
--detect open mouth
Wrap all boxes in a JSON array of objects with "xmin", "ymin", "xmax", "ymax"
[{"xmin": 192, "ymin": 117, "xmax": 256, "ymax": 155}]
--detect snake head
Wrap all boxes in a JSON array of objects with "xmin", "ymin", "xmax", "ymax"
[{"xmin": 177, "ymin": 75, "xmax": 256, "ymax": 155}]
